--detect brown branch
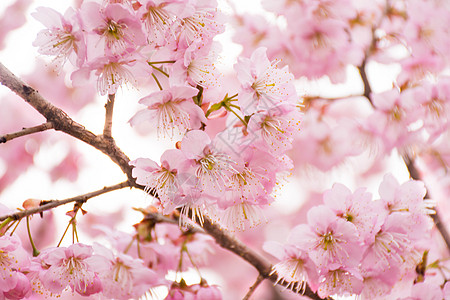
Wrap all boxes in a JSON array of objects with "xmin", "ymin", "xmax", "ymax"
[
  {"xmin": 357, "ymin": 60, "xmax": 372, "ymax": 104},
  {"xmin": 403, "ymin": 155, "xmax": 450, "ymax": 253},
  {"xmin": 243, "ymin": 274, "xmax": 264, "ymax": 300},
  {"xmin": 103, "ymin": 94, "xmax": 115, "ymax": 138},
  {"xmin": 200, "ymin": 217, "xmax": 325, "ymax": 300},
  {"xmin": 0, "ymin": 181, "xmax": 131, "ymax": 222},
  {"xmin": 0, "ymin": 121, "xmax": 53, "ymax": 143},
  {"xmin": 0, "ymin": 62, "xmax": 136, "ymax": 183}
]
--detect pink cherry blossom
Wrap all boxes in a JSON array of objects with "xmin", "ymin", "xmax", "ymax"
[
  {"xmin": 177, "ymin": 3, "xmax": 224, "ymax": 47},
  {"xmin": 32, "ymin": 6, "xmax": 86, "ymax": 69},
  {"xmin": 138, "ymin": 0, "xmax": 181, "ymax": 45},
  {"xmin": 317, "ymin": 266, "xmax": 363, "ymax": 298},
  {"xmin": 323, "ymin": 183, "xmax": 381, "ymax": 243},
  {"xmin": 379, "ymin": 173, "xmax": 431, "ymax": 215},
  {"xmin": 37, "ymin": 243, "xmax": 102, "ymax": 296},
  {"xmin": 71, "ymin": 54, "xmax": 150, "ymax": 95},
  {"xmin": 234, "ymin": 47, "xmax": 297, "ymax": 115},
  {"xmin": 180, "ymin": 130, "xmax": 238, "ymax": 195},
  {"xmin": 90, "ymin": 244, "xmax": 160, "ymax": 300},
  {"xmin": 80, "ymin": 2, "xmax": 146, "ymax": 56},
  {"xmin": 130, "ymin": 149, "xmax": 191, "ymax": 213},
  {"xmin": 263, "ymin": 242, "xmax": 319, "ymax": 293},
  {"xmin": 247, "ymin": 103, "xmax": 301, "ymax": 155},
  {"xmin": 289, "ymin": 205, "xmax": 362, "ymax": 270},
  {"xmin": 0, "ymin": 236, "xmax": 30, "ymax": 297},
  {"xmin": 130, "ymin": 85, "xmax": 206, "ymax": 138}
]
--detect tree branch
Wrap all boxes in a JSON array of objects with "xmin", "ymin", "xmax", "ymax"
[
  {"xmin": 0, "ymin": 62, "xmax": 137, "ymax": 184},
  {"xmin": 243, "ymin": 274, "xmax": 264, "ymax": 300},
  {"xmin": 103, "ymin": 94, "xmax": 115, "ymax": 138},
  {"xmin": 0, "ymin": 181, "xmax": 131, "ymax": 222},
  {"xmin": 0, "ymin": 121, "xmax": 53, "ymax": 143},
  {"xmin": 403, "ymin": 154, "xmax": 450, "ymax": 253},
  {"xmin": 199, "ymin": 217, "xmax": 325, "ymax": 300}
]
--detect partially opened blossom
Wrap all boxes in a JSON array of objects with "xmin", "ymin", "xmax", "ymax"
[
  {"xmin": 37, "ymin": 243, "xmax": 102, "ymax": 296},
  {"xmin": 263, "ymin": 242, "xmax": 319, "ymax": 293},
  {"xmin": 3, "ymin": 271, "xmax": 31, "ymax": 299},
  {"xmin": 130, "ymin": 149, "xmax": 191, "ymax": 213},
  {"xmin": 130, "ymin": 85, "xmax": 206, "ymax": 138},
  {"xmin": 235, "ymin": 47, "xmax": 297, "ymax": 115},
  {"xmin": 32, "ymin": 6, "xmax": 86, "ymax": 69}
]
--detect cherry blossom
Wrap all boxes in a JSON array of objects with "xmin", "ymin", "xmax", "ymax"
[
  {"xmin": 234, "ymin": 47, "xmax": 297, "ymax": 115},
  {"xmin": 130, "ymin": 85, "xmax": 206, "ymax": 138},
  {"xmin": 90, "ymin": 244, "xmax": 160, "ymax": 300},
  {"xmin": 36, "ymin": 243, "xmax": 102, "ymax": 296},
  {"xmin": 32, "ymin": 7, "xmax": 86, "ymax": 69}
]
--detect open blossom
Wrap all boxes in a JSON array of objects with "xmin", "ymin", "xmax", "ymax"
[
  {"xmin": 37, "ymin": 243, "xmax": 102, "ymax": 296},
  {"xmin": 90, "ymin": 244, "xmax": 160, "ymax": 300},
  {"xmin": 170, "ymin": 40, "xmax": 221, "ymax": 88},
  {"xmin": 379, "ymin": 173, "xmax": 431, "ymax": 215},
  {"xmin": 0, "ymin": 236, "xmax": 31, "ymax": 297},
  {"xmin": 178, "ymin": 5, "xmax": 224, "ymax": 47},
  {"xmin": 130, "ymin": 85, "xmax": 206, "ymax": 138},
  {"xmin": 32, "ymin": 6, "xmax": 86, "ymax": 69},
  {"xmin": 139, "ymin": 0, "xmax": 180, "ymax": 45},
  {"xmin": 235, "ymin": 47, "xmax": 297, "ymax": 115},
  {"xmin": 180, "ymin": 130, "xmax": 239, "ymax": 195},
  {"xmin": 80, "ymin": 2, "xmax": 146, "ymax": 56},
  {"xmin": 323, "ymin": 183, "xmax": 381, "ymax": 243},
  {"xmin": 289, "ymin": 205, "xmax": 362, "ymax": 270},
  {"xmin": 247, "ymin": 103, "xmax": 301, "ymax": 155}
]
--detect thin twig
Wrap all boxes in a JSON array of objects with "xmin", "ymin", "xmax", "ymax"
[
  {"xmin": 0, "ymin": 181, "xmax": 131, "ymax": 222},
  {"xmin": 403, "ymin": 155, "xmax": 450, "ymax": 253},
  {"xmin": 243, "ymin": 274, "xmax": 265, "ymax": 300},
  {"xmin": 103, "ymin": 94, "xmax": 115, "ymax": 138},
  {"xmin": 357, "ymin": 60, "xmax": 372, "ymax": 104},
  {"xmin": 0, "ymin": 121, "xmax": 53, "ymax": 143}
]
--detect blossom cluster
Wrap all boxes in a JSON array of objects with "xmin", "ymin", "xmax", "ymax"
[
  {"xmin": 130, "ymin": 46, "xmax": 301, "ymax": 231},
  {"xmin": 0, "ymin": 203, "xmax": 223, "ymax": 299},
  {"xmin": 265, "ymin": 174, "xmax": 441, "ymax": 299},
  {"xmin": 33, "ymin": 0, "xmax": 224, "ymax": 95}
]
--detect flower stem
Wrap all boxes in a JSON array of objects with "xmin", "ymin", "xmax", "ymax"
[
  {"xmin": 26, "ymin": 216, "xmax": 40, "ymax": 256},
  {"xmin": 0, "ymin": 217, "xmax": 12, "ymax": 234}
]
